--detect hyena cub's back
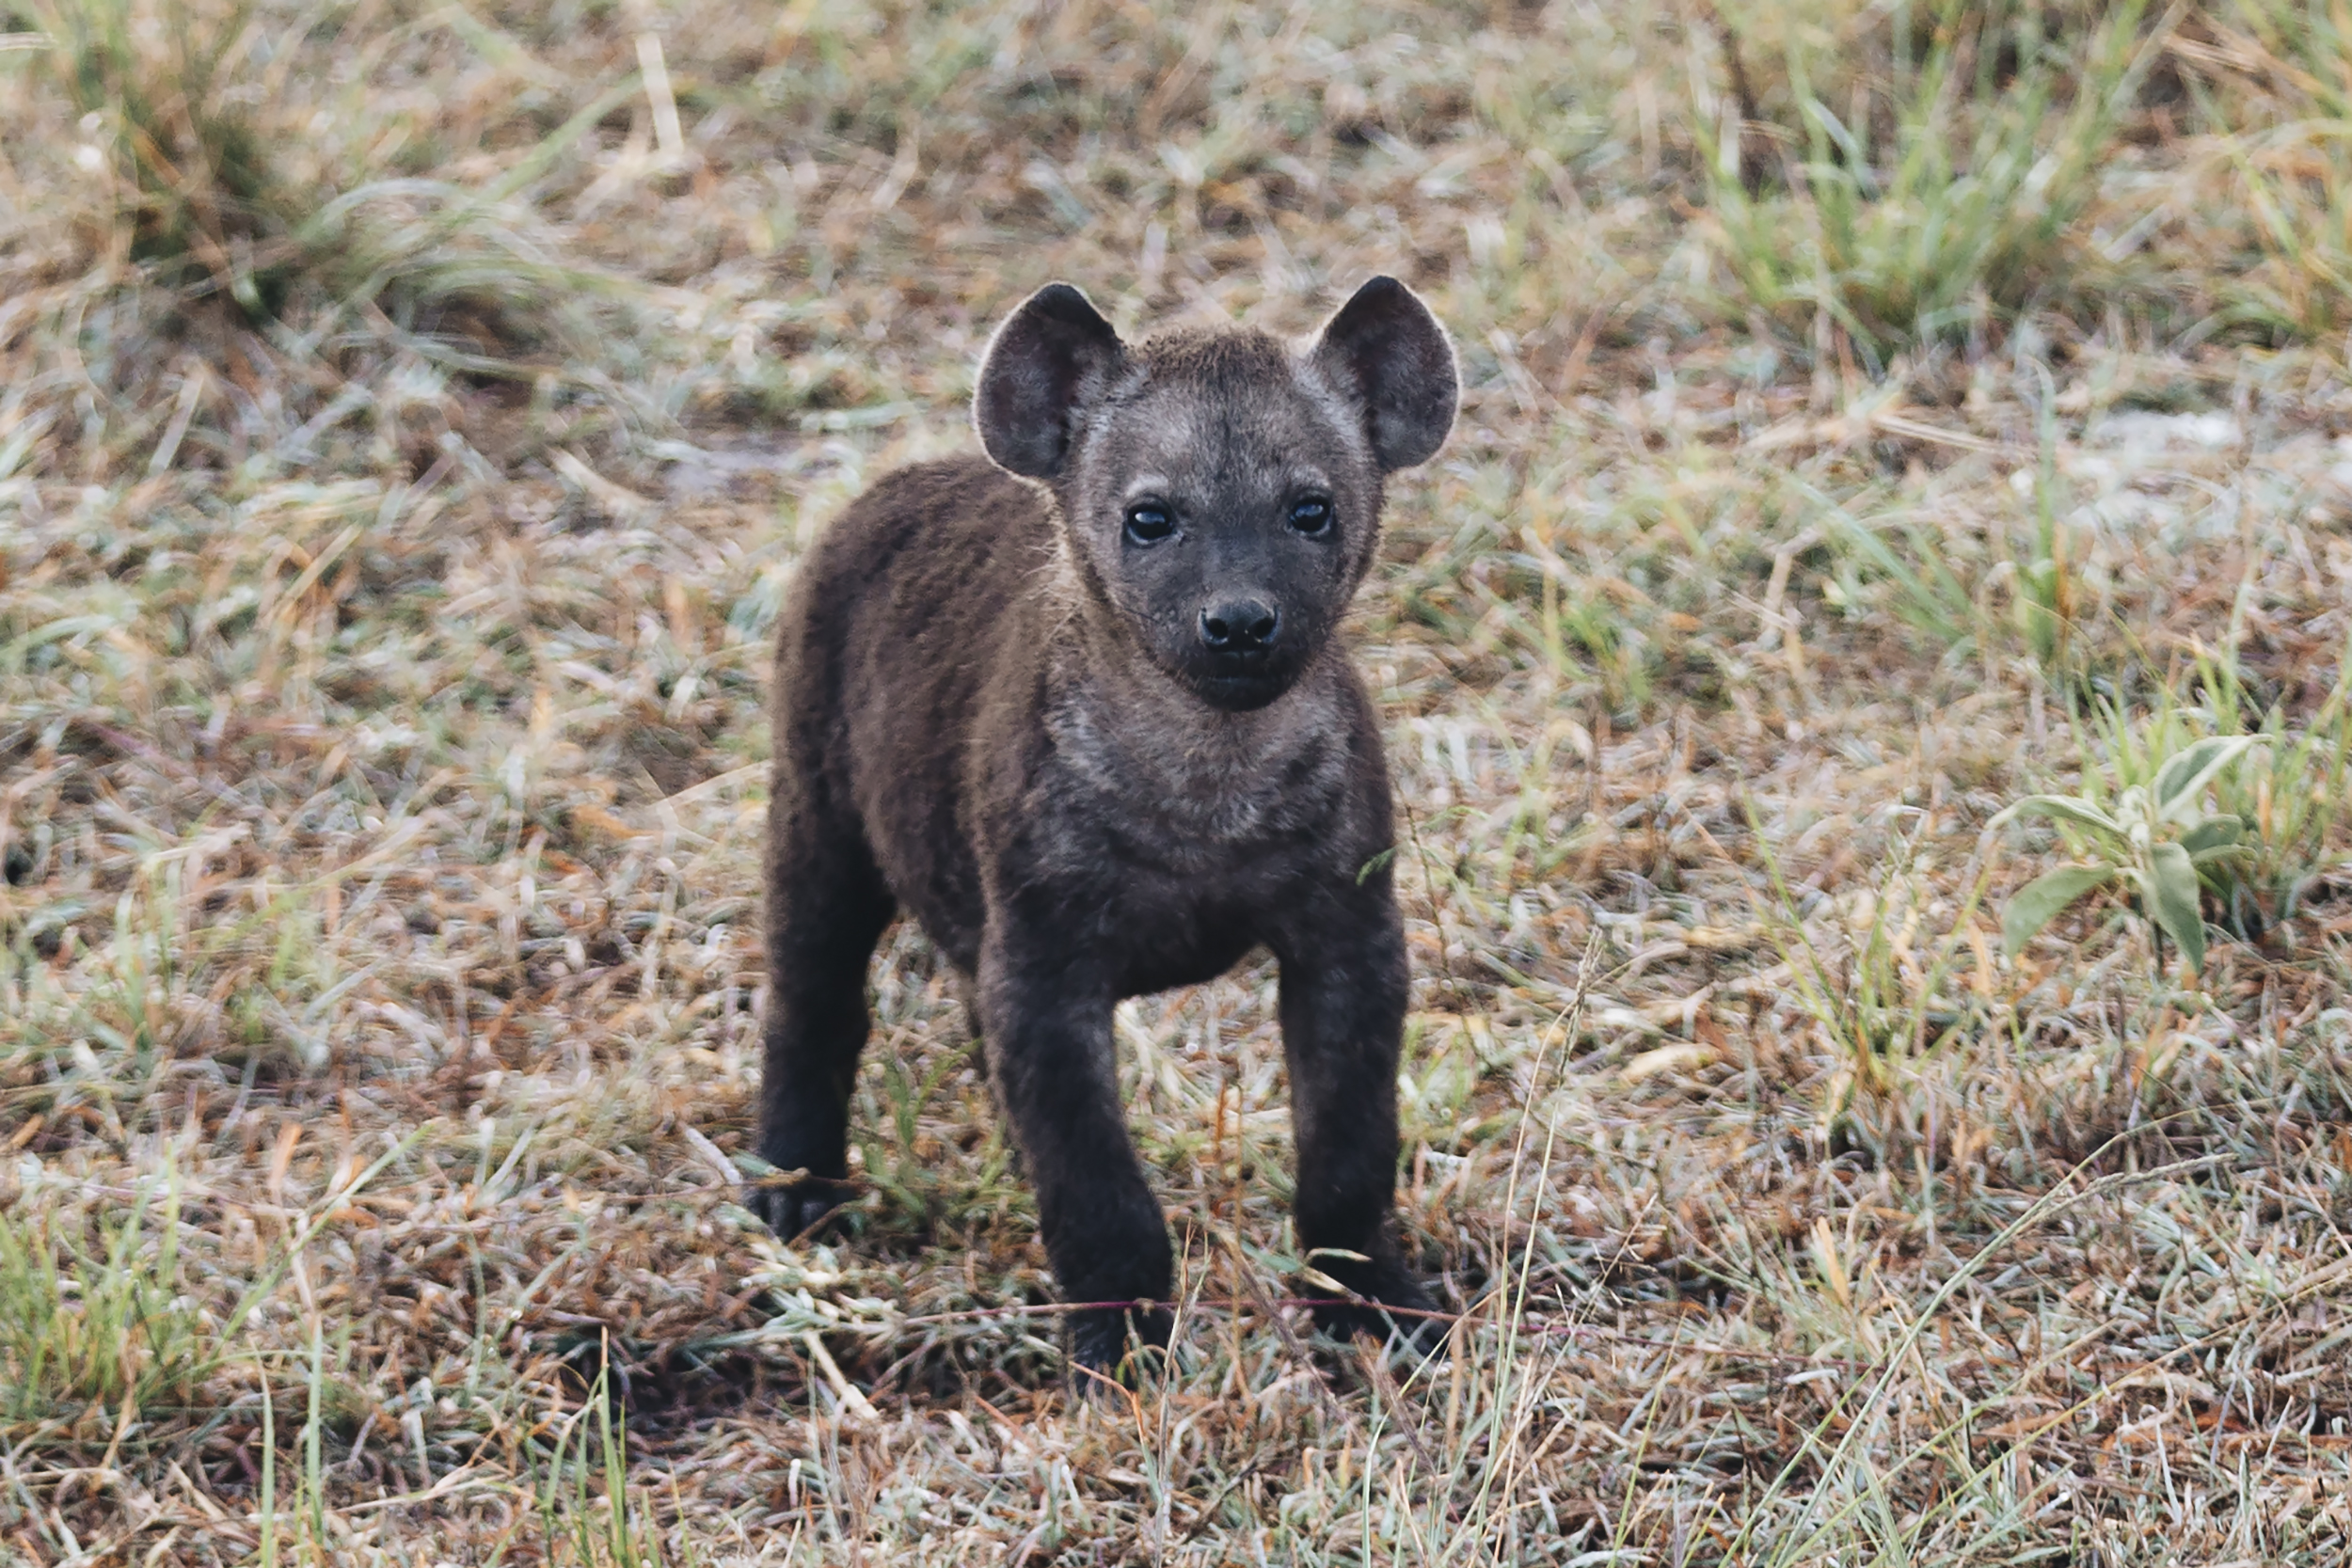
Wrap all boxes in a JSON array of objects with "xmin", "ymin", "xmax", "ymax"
[
  {"xmin": 755, "ymin": 277, "xmax": 1457, "ymax": 1372},
  {"xmin": 766, "ymin": 453, "xmax": 1039, "ymax": 970}
]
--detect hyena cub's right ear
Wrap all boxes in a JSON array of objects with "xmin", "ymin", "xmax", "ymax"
[
  {"xmin": 1309, "ymin": 276, "xmax": 1458, "ymax": 473},
  {"xmin": 974, "ymin": 283, "xmax": 1127, "ymax": 481}
]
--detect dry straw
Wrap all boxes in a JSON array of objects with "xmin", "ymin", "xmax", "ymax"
[{"xmin": 5, "ymin": 0, "xmax": 2352, "ymax": 1562}]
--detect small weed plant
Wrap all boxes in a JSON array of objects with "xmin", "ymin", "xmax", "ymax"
[
  {"xmin": 1999, "ymin": 652, "xmax": 2352, "ymax": 974},
  {"xmin": 23, "ymin": 0, "xmax": 285, "ymax": 301},
  {"xmin": 1997, "ymin": 726, "xmax": 2260, "ymax": 976}
]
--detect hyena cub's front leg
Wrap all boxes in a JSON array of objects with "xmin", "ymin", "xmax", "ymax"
[
  {"xmin": 977, "ymin": 937, "xmax": 1174, "ymax": 1375},
  {"xmin": 1275, "ymin": 885, "xmax": 1440, "ymax": 1350}
]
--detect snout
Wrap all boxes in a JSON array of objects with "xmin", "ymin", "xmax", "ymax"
[
  {"xmin": 1198, "ymin": 598, "xmax": 1279, "ymax": 669},
  {"xmin": 1187, "ymin": 595, "xmax": 1292, "ymax": 710}
]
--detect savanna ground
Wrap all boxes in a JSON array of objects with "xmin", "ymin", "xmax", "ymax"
[{"xmin": 7, "ymin": 1, "xmax": 2352, "ymax": 1562}]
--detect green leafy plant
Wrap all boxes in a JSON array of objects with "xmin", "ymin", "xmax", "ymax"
[
  {"xmin": 527, "ymin": 1339, "xmax": 673, "ymax": 1568},
  {"xmin": 1996, "ymin": 734, "xmax": 2264, "ymax": 974}
]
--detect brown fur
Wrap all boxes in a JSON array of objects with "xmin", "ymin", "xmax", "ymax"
[{"xmin": 751, "ymin": 278, "xmax": 1457, "ymax": 1371}]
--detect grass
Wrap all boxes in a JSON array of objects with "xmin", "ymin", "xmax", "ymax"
[
  {"xmin": 22, "ymin": 0, "xmax": 284, "ymax": 295},
  {"xmin": 1695, "ymin": 0, "xmax": 2174, "ymax": 364},
  {"xmin": 6, "ymin": 0, "xmax": 2352, "ymax": 1562},
  {"xmin": 2184, "ymin": 638, "xmax": 2352, "ymax": 934},
  {"xmin": 2184, "ymin": 0, "xmax": 2352, "ymax": 339},
  {"xmin": 0, "ymin": 1162, "xmax": 203, "ymax": 1433}
]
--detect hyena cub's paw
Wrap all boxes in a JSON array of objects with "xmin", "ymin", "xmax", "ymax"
[
  {"xmin": 1306, "ymin": 1252, "xmax": 1449, "ymax": 1357},
  {"xmin": 750, "ymin": 1175, "xmax": 853, "ymax": 1243},
  {"xmin": 1066, "ymin": 1302, "xmax": 1175, "ymax": 1387}
]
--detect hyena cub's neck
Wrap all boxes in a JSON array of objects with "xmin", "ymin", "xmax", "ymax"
[{"xmin": 1042, "ymin": 610, "xmax": 1356, "ymax": 850}]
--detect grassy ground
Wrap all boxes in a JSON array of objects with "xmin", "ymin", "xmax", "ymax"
[{"xmin": 6, "ymin": 1, "xmax": 2352, "ymax": 1561}]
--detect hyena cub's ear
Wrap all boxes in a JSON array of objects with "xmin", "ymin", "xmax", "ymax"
[
  {"xmin": 1308, "ymin": 276, "xmax": 1458, "ymax": 472},
  {"xmin": 974, "ymin": 283, "xmax": 1127, "ymax": 481}
]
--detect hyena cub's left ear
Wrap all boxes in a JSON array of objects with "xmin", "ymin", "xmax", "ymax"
[
  {"xmin": 1309, "ymin": 276, "xmax": 1458, "ymax": 473},
  {"xmin": 974, "ymin": 283, "xmax": 1128, "ymax": 481}
]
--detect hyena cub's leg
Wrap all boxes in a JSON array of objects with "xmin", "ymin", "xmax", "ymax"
[
  {"xmin": 755, "ymin": 790, "xmax": 895, "ymax": 1239},
  {"xmin": 1276, "ymin": 891, "xmax": 1441, "ymax": 1351},
  {"xmin": 977, "ymin": 937, "xmax": 1173, "ymax": 1376}
]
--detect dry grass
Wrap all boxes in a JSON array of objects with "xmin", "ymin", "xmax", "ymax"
[{"xmin": 6, "ymin": 1, "xmax": 2352, "ymax": 1562}]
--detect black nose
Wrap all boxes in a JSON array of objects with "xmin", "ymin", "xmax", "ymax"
[{"xmin": 1200, "ymin": 599, "xmax": 1279, "ymax": 653}]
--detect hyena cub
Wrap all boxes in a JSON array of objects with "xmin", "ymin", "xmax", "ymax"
[{"xmin": 754, "ymin": 277, "xmax": 1457, "ymax": 1370}]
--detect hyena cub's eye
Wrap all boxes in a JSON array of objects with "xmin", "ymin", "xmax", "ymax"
[
  {"xmin": 1124, "ymin": 502, "xmax": 1175, "ymax": 545},
  {"xmin": 1287, "ymin": 496, "xmax": 1333, "ymax": 537}
]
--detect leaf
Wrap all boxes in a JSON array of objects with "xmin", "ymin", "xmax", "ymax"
[
  {"xmin": 2174, "ymin": 815, "xmax": 2242, "ymax": 856},
  {"xmin": 2002, "ymin": 863, "xmax": 2117, "ymax": 956},
  {"xmin": 2152, "ymin": 736, "xmax": 2263, "ymax": 824},
  {"xmin": 1992, "ymin": 795, "xmax": 2123, "ymax": 840},
  {"xmin": 2143, "ymin": 841, "xmax": 2206, "ymax": 975}
]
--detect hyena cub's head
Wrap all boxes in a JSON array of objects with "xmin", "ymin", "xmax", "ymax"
[{"xmin": 973, "ymin": 277, "xmax": 1457, "ymax": 713}]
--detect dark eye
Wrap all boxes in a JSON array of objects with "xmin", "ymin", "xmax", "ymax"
[
  {"xmin": 1124, "ymin": 502, "xmax": 1174, "ymax": 545},
  {"xmin": 1287, "ymin": 496, "xmax": 1332, "ymax": 536}
]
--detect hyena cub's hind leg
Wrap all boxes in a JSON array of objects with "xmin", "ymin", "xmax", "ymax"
[{"xmin": 755, "ymin": 794, "xmax": 896, "ymax": 1239}]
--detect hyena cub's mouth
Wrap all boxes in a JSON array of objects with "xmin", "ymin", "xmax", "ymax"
[{"xmin": 1194, "ymin": 668, "xmax": 1291, "ymax": 711}]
